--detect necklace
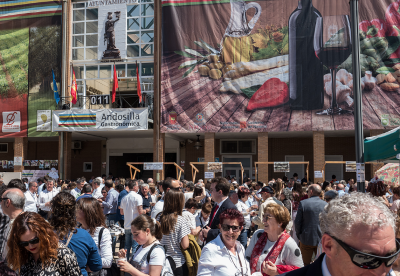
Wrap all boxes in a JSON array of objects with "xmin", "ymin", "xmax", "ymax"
[
  {"xmin": 142, "ymin": 238, "xmax": 157, "ymax": 248},
  {"xmin": 225, "ymin": 246, "xmax": 246, "ymax": 276}
]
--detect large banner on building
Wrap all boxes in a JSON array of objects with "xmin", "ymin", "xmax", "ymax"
[
  {"xmin": 0, "ymin": 0, "xmax": 62, "ymax": 137},
  {"xmin": 52, "ymin": 108, "xmax": 148, "ymax": 131},
  {"xmin": 161, "ymin": 0, "xmax": 400, "ymax": 132}
]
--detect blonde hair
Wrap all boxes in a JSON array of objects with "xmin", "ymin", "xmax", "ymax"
[{"xmin": 264, "ymin": 204, "xmax": 290, "ymax": 230}]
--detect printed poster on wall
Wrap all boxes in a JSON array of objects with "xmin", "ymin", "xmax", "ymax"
[
  {"xmin": 22, "ymin": 170, "xmax": 59, "ymax": 183},
  {"xmin": 161, "ymin": 0, "xmax": 400, "ymax": 133},
  {"xmin": 2, "ymin": 111, "xmax": 21, "ymax": 133},
  {"xmin": 0, "ymin": 0, "xmax": 62, "ymax": 137},
  {"xmin": 52, "ymin": 108, "xmax": 148, "ymax": 131},
  {"xmin": 37, "ymin": 110, "xmax": 52, "ymax": 131}
]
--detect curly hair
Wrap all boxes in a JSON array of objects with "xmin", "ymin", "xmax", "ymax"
[
  {"xmin": 76, "ymin": 197, "xmax": 106, "ymax": 235},
  {"xmin": 367, "ymin": 181, "xmax": 386, "ymax": 197},
  {"xmin": 237, "ymin": 186, "xmax": 250, "ymax": 199},
  {"xmin": 49, "ymin": 191, "xmax": 77, "ymax": 240},
  {"xmin": 320, "ymin": 192, "xmax": 395, "ymax": 239},
  {"xmin": 219, "ymin": 208, "xmax": 244, "ymax": 227},
  {"xmin": 7, "ymin": 212, "xmax": 58, "ymax": 272}
]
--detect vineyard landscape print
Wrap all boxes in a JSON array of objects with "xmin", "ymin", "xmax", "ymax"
[
  {"xmin": 161, "ymin": 0, "xmax": 400, "ymax": 133},
  {"xmin": 0, "ymin": 28, "xmax": 29, "ymax": 137}
]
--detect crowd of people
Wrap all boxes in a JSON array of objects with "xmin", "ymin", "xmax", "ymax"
[{"xmin": 0, "ymin": 173, "xmax": 399, "ymax": 276}]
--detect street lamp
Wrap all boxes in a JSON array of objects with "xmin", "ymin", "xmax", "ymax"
[{"xmin": 194, "ymin": 135, "xmax": 202, "ymax": 150}]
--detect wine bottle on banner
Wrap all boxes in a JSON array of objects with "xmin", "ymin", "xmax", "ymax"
[{"xmin": 288, "ymin": 0, "xmax": 324, "ymax": 110}]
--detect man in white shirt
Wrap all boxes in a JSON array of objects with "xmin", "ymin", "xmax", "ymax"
[
  {"xmin": 92, "ymin": 178, "xmax": 102, "ymax": 199},
  {"xmin": 38, "ymin": 179, "xmax": 59, "ymax": 219},
  {"xmin": 120, "ymin": 180, "xmax": 144, "ymax": 260},
  {"xmin": 24, "ymin": 181, "xmax": 39, "ymax": 212},
  {"xmin": 71, "ymin": 178, "xmax": 84, "ymax": 198}
]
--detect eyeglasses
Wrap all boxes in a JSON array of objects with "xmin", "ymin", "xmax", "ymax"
[
  {"xmin": 330, "ymin": 235, "xmax": 400, "ymax": 269},
  {"xmin": 221, "ymin": 224, "xmax": 241, "ymax": 232},
  {"xmin": 0, "ymin": 197, "xmax": 9, "ymax": 201},
  {"xmin": 263, "ymin": 215, "xmax": 274, "ymax": 221},
  {"xmin": 19, "ymin": 237, "xmax": 40, "ymax": 247}
]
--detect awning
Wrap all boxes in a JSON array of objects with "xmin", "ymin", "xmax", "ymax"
[{"xmin": 364, "ymin": 127, "xmax": 400, "ymax": 163}]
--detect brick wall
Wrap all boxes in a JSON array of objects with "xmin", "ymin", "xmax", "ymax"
[
  {"xmin": 0, "ymin": 142, "xmax": 14, "ymax": 172},
  {"xmin": 313, "ymin": 132, "xmax": 325, "ymax": 183},
  {"xmin": 70, "ymin": 140, "xmax": 103, "ymax": 180}
]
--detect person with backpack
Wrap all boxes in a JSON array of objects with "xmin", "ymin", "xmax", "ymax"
[
  {"xmin": 117, "ymin": 215, "xmax": 167, "ymax": 276},
  {"xmin": 158, "ymin": 189, "xmax": 191, "ymax": 276},
  {"xmin": 76, "ymin": 198, "xmax": 113, "ymax": 275}
]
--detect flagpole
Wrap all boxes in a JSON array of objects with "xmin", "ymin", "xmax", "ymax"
[{"xmin": 60, "ymin": 0, "xmax": 68, "ymax": 180}]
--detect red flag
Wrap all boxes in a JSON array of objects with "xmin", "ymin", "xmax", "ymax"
[
  {"xmin": 136, "ymin": 61, "xmax": 142, "ymax": 103},
  {"xmin": 112, "ymin": 65, "xmax": 118, "ymax": 103},
  {"xmin": 71, "ymin": 68, "xmax": 77, "ymax": 105}
]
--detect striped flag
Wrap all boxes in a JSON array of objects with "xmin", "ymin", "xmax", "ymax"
[{"xmin": 71, "ymin": 68, "xmax": 77, "ymax": 105}]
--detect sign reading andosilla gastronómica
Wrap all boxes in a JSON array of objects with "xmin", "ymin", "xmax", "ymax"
[{"xmin": 52, "ymin": 108, "xmax": 148, "ymax": 131}]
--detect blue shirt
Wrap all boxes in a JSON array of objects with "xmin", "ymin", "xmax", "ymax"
[
  {"xmin": 76, "ymin": 193, "xmax": 93, "ymax": 201},
  {"xmin": 116, "ymin": 189, "xmax": 128, "ymax": 221},
  {"xmin": 102, "ymin": 188, "xmax": 119, "ymax": 215},
  {"xmin": 338, "ymin": 190, "xmax": 345, "ymax": 198},
  {"xmin": 65, "ymin": 228, "xmax": 102, "ymax": 276}
]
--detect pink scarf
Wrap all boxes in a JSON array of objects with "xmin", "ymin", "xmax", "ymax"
[{"xmin": 250, "ymin": 230, "xmax": 299, "ymax": 275}]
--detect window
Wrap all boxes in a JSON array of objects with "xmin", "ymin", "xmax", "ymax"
[
  {"xmin": 0, "ymin": 143, "xmax": 8, "ymax": 153},
  {"xmin": 83, "ymin": 162, "xmax": 93, "ymax": 172},
  {"xmin": 72, "ymin": 6, "xmax": 98, "ymax": 60},
  {"xmin": 127, "ymin": 3, "xmax": 154, "ymax": 57},
  {"xmin": 221, "ymin": 140, "xmax": 256, "ymax": 154}
]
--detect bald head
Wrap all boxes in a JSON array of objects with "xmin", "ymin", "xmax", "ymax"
[
  {"xmin": 2, "ymin": 188, "xmax": 25, "ymax": 217},
  {"xmin": 337, "ymin": 184, "xmax": 345, "ymax": 191},
  {"xmin": 308, "ymin": 184, "xmax": 322, "ymax": 197}
]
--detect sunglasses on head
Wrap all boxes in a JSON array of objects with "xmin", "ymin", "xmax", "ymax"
[
  {"xmin": 19, "ymin": 237, "xmax": 40, "ymax": 247},
  {"xmin": 221, "ymin": 224, "xmax": 241, "ymax": 232},
  {"xmin": 330, "ymin": 235, "xmax": 400, "ymax": 269}
]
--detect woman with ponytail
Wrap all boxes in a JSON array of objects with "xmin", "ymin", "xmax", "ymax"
[
  {"xmin": 117, "ymin": 215, "xmax": 165, "ymax": 276},
  {"xmin": 157, "ymin": 189, "xmax": 190, "ymax": 276}
]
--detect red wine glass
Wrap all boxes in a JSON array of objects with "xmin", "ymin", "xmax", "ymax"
[{"xmin": 314, "ymin": 15, "xmax": 352, "ymax": 115}]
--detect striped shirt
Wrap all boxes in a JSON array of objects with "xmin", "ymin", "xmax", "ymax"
[{"xmin": 158, "ymin": 215, "xmax": 190, "ymax": 268}]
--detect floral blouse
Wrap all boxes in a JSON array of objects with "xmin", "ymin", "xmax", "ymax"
[{"xmin": 20, "ymin": 242, "xmax": 82, "ymax": 276}]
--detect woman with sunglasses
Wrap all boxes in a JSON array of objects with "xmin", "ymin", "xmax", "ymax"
[
  {"xmin": 246, "ymin": 203, "xmax": 303, "ymax": 276},
  {"xmin": 197, "ymin": 208, "xmax": 251, "ymax": 276},
  {"xmin": 6, "ymin": 212, "xmax": 82, "ymax": 276}
]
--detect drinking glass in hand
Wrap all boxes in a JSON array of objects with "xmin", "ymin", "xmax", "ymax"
[{"xmin": 314, "ymin": 15, "xmax": 352, "ymax": 115}]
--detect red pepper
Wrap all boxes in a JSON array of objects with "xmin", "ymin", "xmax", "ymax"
[
  {"xmin": 359, "ymin": 19, "xmax": 387, "ymax": 38},
  {"xmin": 386, "ymin": 24, "xmax": 400, "ymax": 36},
  {"xmin": 247, "ymin": 78, "xmax": 288, "ymax": 111},
  {"xmin": 386, "ymin": 0, "xmax": 400, "ymax": 26}
]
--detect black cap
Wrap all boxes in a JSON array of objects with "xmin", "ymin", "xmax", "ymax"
[{"xmin": 260, "ymin": 186, "xmax": 274, "ymax": 194}]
